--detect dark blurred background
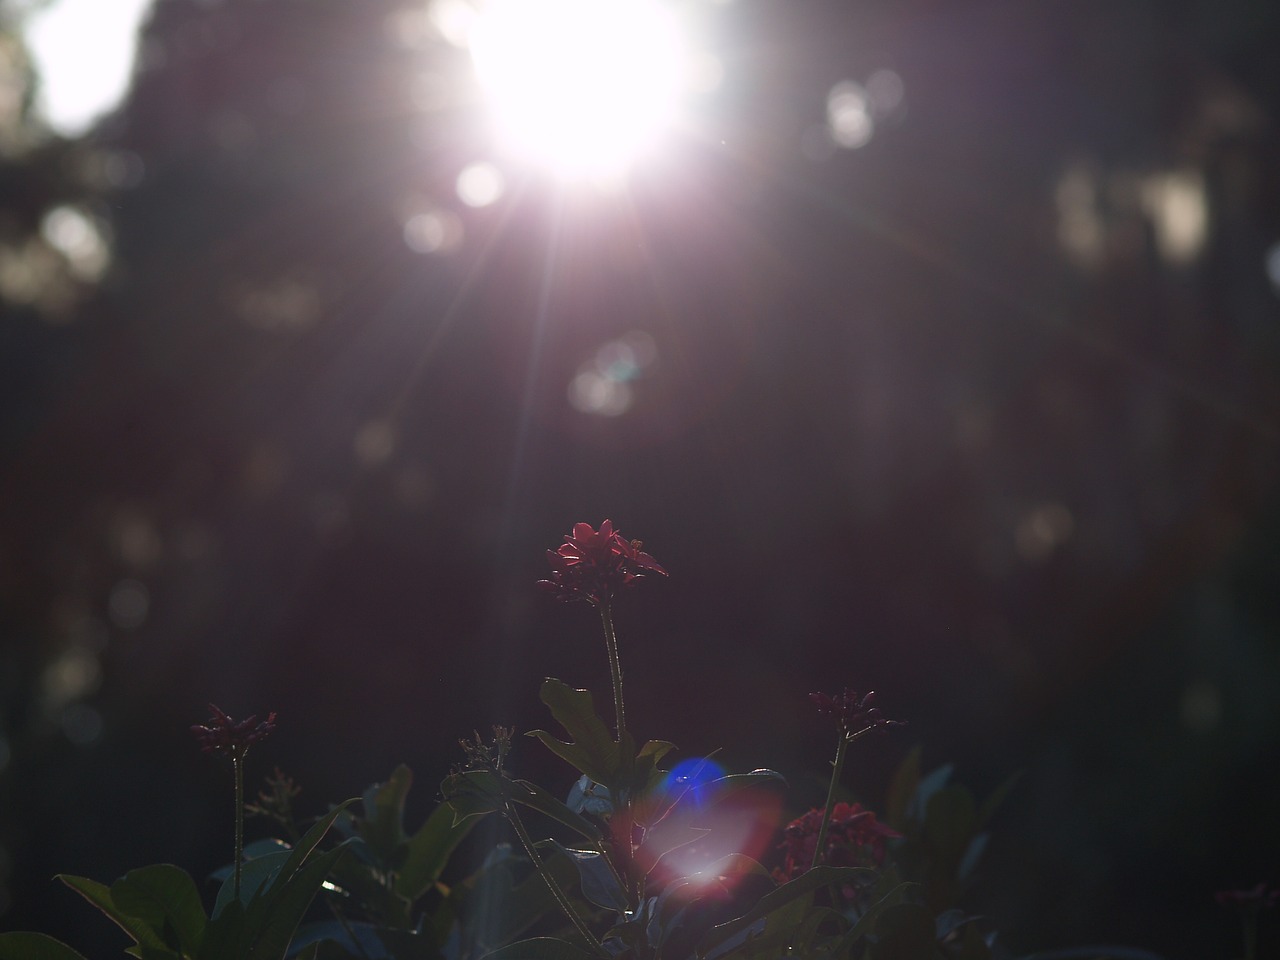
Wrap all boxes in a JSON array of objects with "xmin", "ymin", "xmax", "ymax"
[{"xmin": 0, "ymin": 0, "xmax": 1278, "ymax": 956}]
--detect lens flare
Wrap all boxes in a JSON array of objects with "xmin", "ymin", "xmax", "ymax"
[
  {"xmin": 468, "ymin": 0, "xmax": 688, "ymax": 177},
  {"xmin": 661, "ymin": 757, "xmax": 726, "ymax": 806},
  {"xmin": 644, "ymin": 760, "xmax": 784, "ymax": 887}
]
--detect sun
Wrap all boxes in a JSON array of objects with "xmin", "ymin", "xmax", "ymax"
[{"xmin": 468, "ymin": 0, "xmax": 688, "ymax": 178}]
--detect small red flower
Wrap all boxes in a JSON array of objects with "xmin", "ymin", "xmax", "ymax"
[
  {"xmin": 537, "ymin": 520, "xmax": 667, "ymax": 605},
  {"xmin": 191, "ymin": 704, "xmax": 277, "ymax": 760},
  {"xmin": 810, "ymin": 688, "xmax": 904, "ymax": 737},
  {"xmin": 774, "ymin": 802, "xmax": 901, "ymax": 891}
]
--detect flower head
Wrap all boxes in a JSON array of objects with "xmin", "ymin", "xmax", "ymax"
[
  {"xmin": 810, "ymin": 688, "xmax": 904, "ymax": 738},
  {"xmin": 537, "ymin": 520, "xmax": 667, "ymax": 605},
  {"xmin": 774, "ymin": 802, "xmax": 901, "ymax": 890},
  {"xmin": 191, "ymin": 703, "xmax": 277, "ymax": 760}
]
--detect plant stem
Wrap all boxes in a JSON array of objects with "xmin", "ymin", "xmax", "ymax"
[
  {"xmin": 598, "ymin": 602, "xmax": 626, "ymax": 740},
  {"xmin": 811, "ymin": 727, "xmax": 879, "ymax": 871},
  {"xmin": 810, "ymin": 731, "xmax": 849, "ymax": 871},
  {"xmin": 233, "ymin": 754, "xmax": 245, "ymax": 901},
  {"xmin": 505, "ymin": 802, "xmax": 607, "ymax": 957}
]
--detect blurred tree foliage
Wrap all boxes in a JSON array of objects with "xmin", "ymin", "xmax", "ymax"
[{"xmin": 0, "ymin": 0, "xmax": 1277, "ymax": 957}]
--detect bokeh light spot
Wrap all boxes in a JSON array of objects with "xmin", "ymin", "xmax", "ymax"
[
  {"xmin": 62, "ymin": 703, "xmax": 104, "ymax": 746},
  {"xmin": 42, "ymin": 645, "xmax": 102, "ymax": 712},
  {"xmin": 1264, "ymin": 242, "xmax": 1280, "ymax": 295},
  {"xmin": 1056, "ymin": 163, "xmax": 1105, "ymax": 269},
  {"xmin": 25, "ymin": 0, "xmax": 152, "ymax": 136},
  {"xmin": 41, "ymin": 205, "xmax": 110, "ymax": 282},
  {"xmin": 354, "ymin": 419, "xmax": 397, "ymax": 466},
  {"xmin": 403, "ymin": 208, "xmax": 464, "ymax": 254},
  {"xmin": 827, "ymin": 81, "xmax": 873, "ymax": 150},
  {"xmin": 392, "ymin": 464, "xmax": 435, "ymax": 510},
  {"xmin": 568, "ymin": 331, "xmax": 658, "ymax": 416},
  {"xmin": 1140, "ymin": 170, "xmax": 1207, "ymax": 264},
  {"xmin": 570, "ymin": 370, "xmax": 633, "ymax": 416},
  {"xmin": 108, "ymin": 578, "xmax": 150, "ymax": 630},
  {"xmin": 233, "ymin": 278, "xmax": 320, "ymax": 332},
  {"xmin": 865, "ymin": 69, "xmax": 905, "ymax": 116},
  {"xmin": 97, "ymin": 151, "xmax": 145, "ymax": 190},
  {"xmin": 456, "ymin": 161, "xmax": 505, "ymax": 207},
  {"xmin": 112, "ymin": 509, "xmax": 162, "ymax": 567},
  {"xmin": 1015, "ymin": 502, "xmax": 1074, "ymax": 562}
]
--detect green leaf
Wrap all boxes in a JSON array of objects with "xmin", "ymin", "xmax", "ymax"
[
  {"xmin": 698, "ymin": 866, "xmax": 873, "ymax": 956},
  {"xmin": 289, "ymin": 919, "xmax": 426, "ymax": 958},
  {"xmin": 957, "ymin": 833, "xmax": 988, "ymax": 881},
  {"xmin": 632, "ymin": 740, "xmax": 677, "ymax": 792},
  {"xmin": 270, "ymin": 799, "xmax": 359, "ymax": 895},
  {"xmin": 393, "ymin": 800, "xmax": 478, "ymax": 902},
  {"xmin": 242, "ymin": 842, "xmax": 354, "ymax": 960},
  {"xmin": 441, "ymin": 769, "xmax": 510, "ymax": 825},
  {"xmin": 203, "ymin": 802, "xmax": 357, "ymax": 960},
  {"xmin": 199, "ymin": 898, "xmax": 246, "ymax": 960},
  {"xmin": 924, "ymin": 785, "xmax": 976, "ymax": 862},
  {"xmin": 701, "ymin": 854, "xmax": 774, "ymax": 885},
  {"xmin": 885, "ymin": 746, "xmax": 921, "ymax": 830},
  {"xmin": 527, "ymin": 679, "xmax": 623, "ymax": 788},
  {"xmin": 934, "ymin": 908, "xmax": 977, "ymax": 941},
  {"xmin": 207, "ymin": 839, "xmax": 292, "ymax": 886},
  {"xmin": 637, "ymin": 740, "xmax": 677, "ymax": 764},
  {"xmin": 360, "ymin": 765, "xmax": 413, "ymax": 864},
  {"xmin": 110, "ymin": 864, "xmax": 207, "ymax": 957},
  {"xmin": 977, "ymin": 770, "xmax": 1022, "ymax": 827},
  {"xmin": 910, "ymin": 764, "xmax": 955, "ymax": 823},
  {"xmin": 829, "ymin": 881, "xmax": 923, "ymax": 955},
  {"xmin": 870, "ymin": 902, "xmax": 935, "ymax": 960},
  {"xmin": 212, "ymin": 851, "xmax": 291, "ymax": 919},
  {"xmin": 58, "ymin": 875, "xmax": 169, "ymax": 952},
  {"xmin": 509, "ymin": 779, "xmax": 602, "ymax": 844},
  {"xmin": 450, "ymin": 846, "xmax": 570, "ymax": 951},
  {"xmin": 480, "ymin": 938, "xmax": 598, "ymax": 960},
  {"xmin": 547, "ymin": 840, "xmax": 627, "ymax": 913},
  {"xmin": 947, "ymin": 921, "xmax": 995, "ymax": 960},
  {"xmin": 645, "ymin": 880, "xmax": 706, "ymax": 957},
  {"xmin": 0, "ymin": 932, "xmax": 89, "ymax": 960},
  {"xmin": 697, "ymin": 770, "xmax": 787, "ymax": 817}
]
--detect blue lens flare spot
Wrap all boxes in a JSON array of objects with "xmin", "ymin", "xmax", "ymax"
[{"xmin": 662, "ymin": 757, "xmax": 726, "ymax": 807}]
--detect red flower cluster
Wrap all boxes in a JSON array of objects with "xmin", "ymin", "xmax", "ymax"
[
  {"xmin": 191, "ymin": 704, "xmax": 277, "ymax": 760},
  {"xmin": 537, "ymin": 520, "xmax": 667, "ymax": 605},
  {"xmin": 774, "ymin": 802, "xmax": 901, "ymax": 888},
  {"xmin": 810, "ymin": 688, "xmax": 904, "ymax": 737}
]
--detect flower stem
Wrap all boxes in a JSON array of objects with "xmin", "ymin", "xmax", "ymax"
[
  {"xmin": 810, "ymin": 731, "xmax": 849, "ymax": 871},
  {"xmin": 233, "ymin": 753, "xmax": 245, "ymax": 901},
  {"xmin": 810, "ymin": 727, "xmax": 880, "ymax": 871},
  {"xmin": 1243, "ymin": 909, "xmax": 1257, "ymax": 960},
  {"xmin": 505, "ymin": 802, "xmax": 607, "ymax": 957},
  {"xmin": 598, "ymin": 602, "xmax": 626, "ymax": 740}
]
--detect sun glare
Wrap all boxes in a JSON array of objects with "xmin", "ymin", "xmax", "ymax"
[{"xmin": 468, "ymin": 0, "xmax": 687, "ymax": 178}]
